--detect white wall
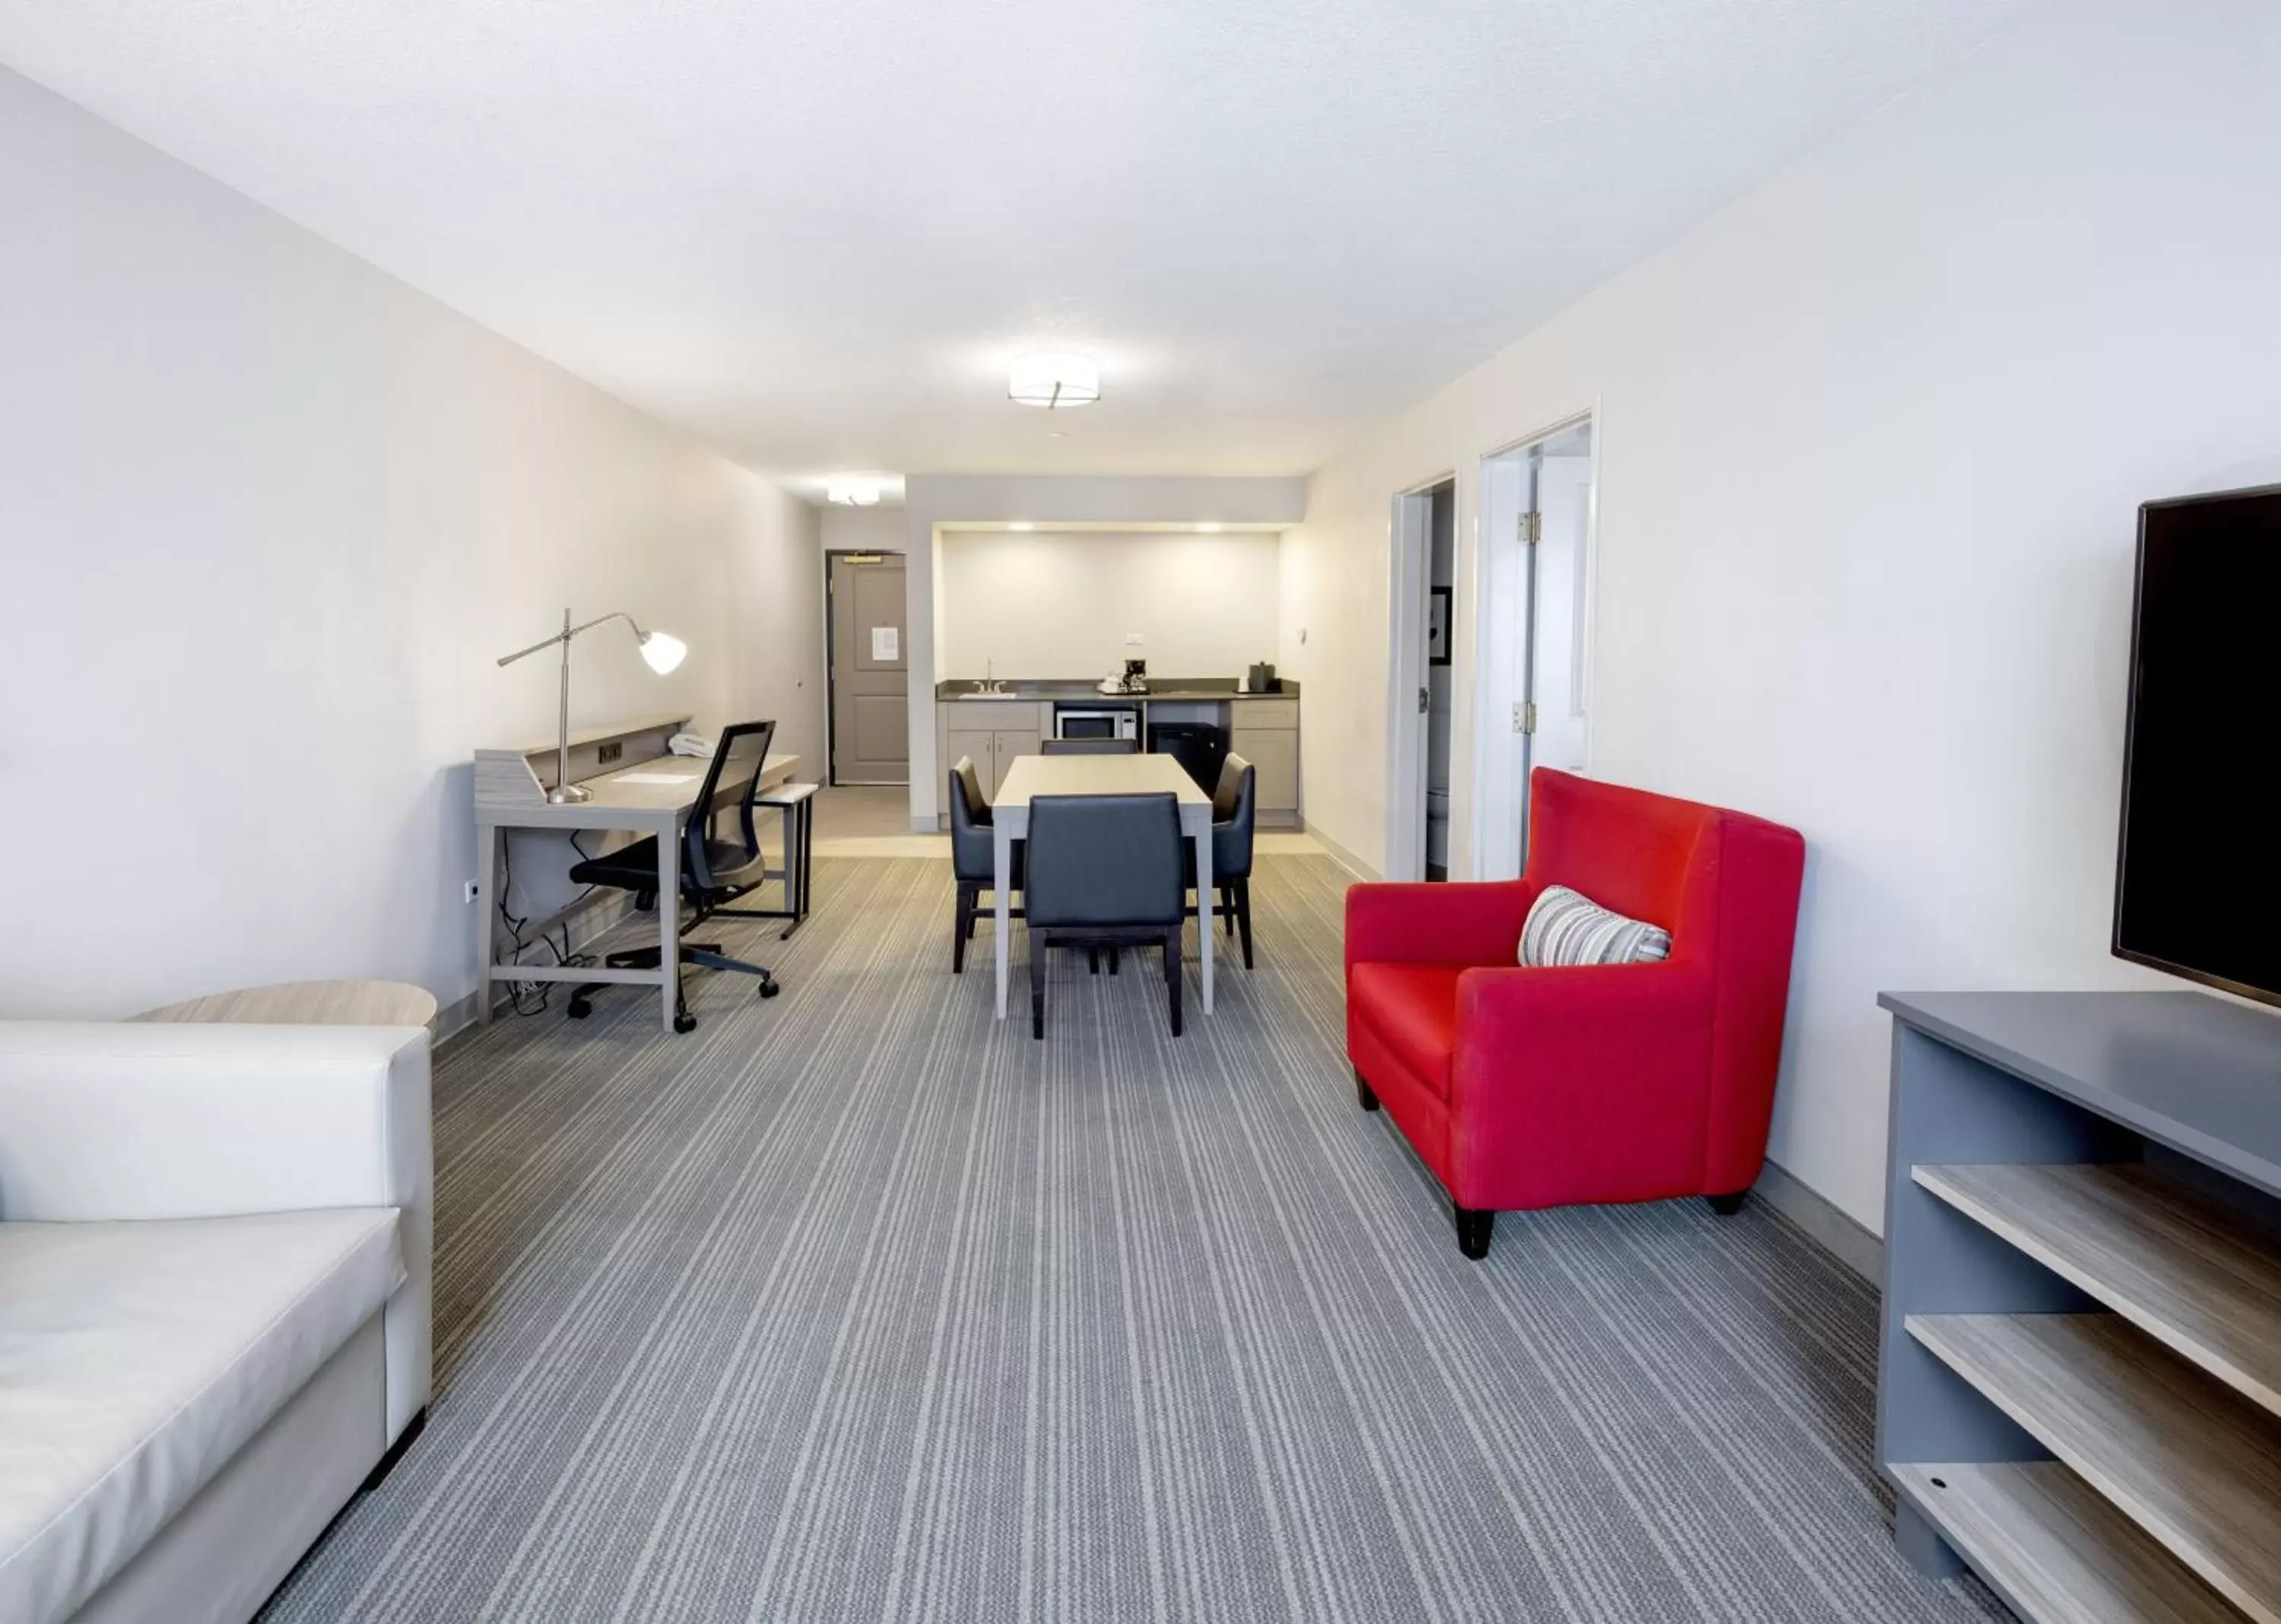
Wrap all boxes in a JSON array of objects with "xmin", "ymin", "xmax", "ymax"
[
  {"xmin": 730, "ymin": 493, "xmax": 826, "ymax": 772},
  {"xmin": 820, "ymin": 503, "xmax": 906, "ymax": 555},
  {"xmin": 1278, "ymin": 0, "xmax": 2281, "ymax": 1229},
  {"xmin": 937, "ymin": 530, "xmax": 1281, "ymax": 680},
  {"xmin": 903, "ymin": 474, "xmax": 1309, "ymax": 826},
  {"xmin": 0, "ymin": 67, "xmax": 820, "ymax": 1020}
]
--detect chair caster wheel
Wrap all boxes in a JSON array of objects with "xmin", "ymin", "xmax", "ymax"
[
  {"xmin": 758, "ymin": 979, "xmax": 781, "ymax": 1000},
  {"xmin": 673, "ymin": 1010, "xmax": 697, "ymax": 1034},
  {"xmin": 566, "ymin": 1000, "xmax": 591, "ymax": 1020}
]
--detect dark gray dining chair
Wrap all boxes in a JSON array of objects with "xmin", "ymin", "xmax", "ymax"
[
  {"xmin": 1196, "ymin": 753, "xmax": 1257, "ymax": 967},
  {"xmin": 1023, "ymin": 792, "xmax": 1186, "ymax": 1039},
  {"xmin": 1039, "ymin": 737, "xmax": 1140, "ymax": 756},
  {"xmin": 948, "ymin": 756, "xmax": 1020, "ymax": 972}
]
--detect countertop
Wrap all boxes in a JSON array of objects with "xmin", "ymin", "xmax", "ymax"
[{"xmin": 935, "ymin": 677, "xmax": 1299, "ymax": 702}]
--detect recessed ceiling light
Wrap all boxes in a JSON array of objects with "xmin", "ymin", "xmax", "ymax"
[
  {"xmin": 826, "ymin": 477, "xmax": 880, "ymax": 506},
  {"xmin": 1009, "ymin": 522, "xmax": 1034, "ymax": 532},
  {"xmin": 1197, "ymin": 522, "xmax": 1223, "ymax": 533},
  {"xmin": 1007, "ymin": 352, "xmax": 1100, "ymax": 409}
]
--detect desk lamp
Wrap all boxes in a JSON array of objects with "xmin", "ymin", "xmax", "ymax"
[{"xmin": 497, "ymin": 609, "xmax": 688, "ymax": 803}]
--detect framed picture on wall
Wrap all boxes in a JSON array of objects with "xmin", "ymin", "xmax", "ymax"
[{"xmin": 1427, "ymin": 587, "xmax": 1452, "ymax": 666}]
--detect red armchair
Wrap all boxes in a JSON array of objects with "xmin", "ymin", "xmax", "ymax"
[{"xmin": 1346, "ymin": 769, "xmax": 1804, "ymax": 1258}]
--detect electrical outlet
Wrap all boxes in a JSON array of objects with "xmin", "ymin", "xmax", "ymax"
[
  {"xmin": 1125, "ymin": 633, "xmax": 1144, "ymax": 645},
  {"xmin": 463, "ymin": 880, "xmax": 481, "ymax": 905},
  {"xmin": 598, "ymin": 740, "xmax": 623, "ymax": 764}
]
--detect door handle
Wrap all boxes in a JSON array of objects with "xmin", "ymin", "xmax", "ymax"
[{"xmin": 1417, "ymin": 687, "xmax": 1429, "ymax": 714}]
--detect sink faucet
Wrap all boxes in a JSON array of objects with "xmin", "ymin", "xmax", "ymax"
[{"xmin": 979, "ymin": 659, "xmax": 1007, "ymax": 696}]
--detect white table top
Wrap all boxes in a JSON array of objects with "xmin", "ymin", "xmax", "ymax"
[{"xmin": 993, "ymin": 752, "xmax": 1212, "ymax": 810}]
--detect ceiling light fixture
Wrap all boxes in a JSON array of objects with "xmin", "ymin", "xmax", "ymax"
[
  {"xmin": 1197, "ymin": 522, "xmax": 1223, "ymax": 533},
  {"xmin": 1009, "ymin": 522, "xmax": 1034, "ymax": 532},
  {"xmin": 1007, "ymin": 352, "xmax": 1101, "ymax": 409},
  {"xmin": 826, "ymin": 477, "xmax": 881, "ymax": 506}
]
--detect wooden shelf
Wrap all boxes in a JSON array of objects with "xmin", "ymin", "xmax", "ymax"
[
  {"xmin": 1908, "ymin": 1312, "xmax": 2281, "ymax": 1622},
  {"xmin": 1917, "ymin": 1162, "xmax": 2281, "ymax": 1416},
  {"xmin": 1892, "ymin": 1462, "xmax": 2240, "ymax": 1624}
]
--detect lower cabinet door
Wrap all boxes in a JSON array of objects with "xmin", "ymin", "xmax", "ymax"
[
  {"xmin": 944, "ymin": 729, "xmax": 999, "ymax": 799},
  {"xmin": 994, "ymin": 729, "xmax": 1042, "ymax": 775},
  {"xmin": 1231, "ymin": 728, "xmax": 1299, "ymax": 812}
]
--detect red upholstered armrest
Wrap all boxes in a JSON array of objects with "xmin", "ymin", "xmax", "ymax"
[{"xmin": 1345, "ymin": 880, "xmax": 1536, "ymax": 968}]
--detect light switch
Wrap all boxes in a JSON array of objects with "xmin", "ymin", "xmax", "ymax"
[{"xmin": 1125, "ymin": 632, "xmax": 1144, "ymax": 645}]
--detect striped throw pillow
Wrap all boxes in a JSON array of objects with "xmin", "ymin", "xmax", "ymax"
[{"xmin": 1519, "ymin": 884, "xmax": 1672, "ymax": 967}]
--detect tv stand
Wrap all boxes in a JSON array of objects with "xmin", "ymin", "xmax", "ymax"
[{"xmin": 1877, "ymin": 990, "xmax": 2281, "ymax": 1623}]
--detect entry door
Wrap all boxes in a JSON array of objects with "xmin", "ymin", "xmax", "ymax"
[{"xmin": 829, "ymin": 553, "xmax": 908, "ymax": 784}]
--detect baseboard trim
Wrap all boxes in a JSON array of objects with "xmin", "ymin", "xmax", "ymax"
[
  {"xmin": 433, "ymin": 990, "xmax": 481, "ymax": 1054},
  {"xmin": 1302, "ymin": 823, "xmax": 1381, "ymax": 883},
  {"xmin": 1750, "ymin": 1158, "xmax": 1881, "ymax": 1283}
]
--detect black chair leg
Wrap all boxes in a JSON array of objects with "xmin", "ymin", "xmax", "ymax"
[
  {"xmin": 1707, "ymin": 1191, "xmax": 1750, "ymax": 1216},
  {"xmin": 953, "ymin": 881, "xmax": 972, "ymax": 973},
  {"xmin": 1163, "ymin": 925, "xmax": 1183, "ymax": 1036},
  {"xmin": 1109, "ymin": 948, "xmax": 1120, "ymax": 975},
  {"xmin": 1355, "ymin": 1069, "xmax": 1379, "ymax": 1112},
  {"xmin": 1030, "ymin": 934, "xmax": 1047, "ymax": 1039},
  {"xmin": 1223, "ymin": 885, "xmax": 1236, "ymax": 937},
  {"xmin": 1088, "ymin": 948, "xmax": 1099, "ymax": 975},
  {"xmin": 1236, "ymin": 878, "xmax": 1253, "ymax": 969},
  {"xmin": 1454, "ymin": 1204, "xmax": 1494, "ymax": 1261}
]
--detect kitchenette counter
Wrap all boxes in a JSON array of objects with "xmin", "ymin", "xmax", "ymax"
[
  {"xmin": 934, "ymin": 677, "xmax": 1300, "ymax": 702},
  {"xmin": 934, "ymin": 677, "xmax": 1302, "ymax": 825}
]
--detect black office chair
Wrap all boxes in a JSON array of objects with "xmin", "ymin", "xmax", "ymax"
[
  {"xmin": 1024, "ymin": 792, "xmax": 1186, "ymax": 1039},
  {"xmin": 1194, "ymin": 753, "xmax": 1258, "ymax": 968},
  {"xmin": 566, "ymin": 720, "xmax": 782, "ymax": 1032},
  {"xmin": 950, "ymin": 756, "xmax": 1021, "ymax": 972},
  {"xmin": 1040, "ymin": 737, "xmax": 1140, "ymax": 756}
]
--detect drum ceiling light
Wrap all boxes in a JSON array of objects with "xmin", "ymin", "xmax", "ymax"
[{"xmin": 1007, "ymin": 352, "xmax": 1101, "ymax": 409}]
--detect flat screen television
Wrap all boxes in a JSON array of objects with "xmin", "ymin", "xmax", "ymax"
[{"xmin": 2113, "ymin": 483, "xmax": 2281, "ymax": 1005}]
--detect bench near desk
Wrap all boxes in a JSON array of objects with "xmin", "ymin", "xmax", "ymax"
[
  {"xmin": 989, "ymin": 752, "xmax": 1217, "ymax": 1021},
  {"xmin": 474, "ymin": 716, "xmax": 798, "ymax": 1033}
]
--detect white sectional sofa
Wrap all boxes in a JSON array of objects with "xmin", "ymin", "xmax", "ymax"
[{"xmin": 0, "ymin": 1021, "xmax": 433, "ymax": 1624}]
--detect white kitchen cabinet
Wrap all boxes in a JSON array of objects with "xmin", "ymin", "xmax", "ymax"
[
  {"xmin": 944, "ymin": 728, "xmax": 1001, "ymax": 798},
  {"xmin": 1229, "ymin": 696, "xmax": 1300, "ymax": 824}
]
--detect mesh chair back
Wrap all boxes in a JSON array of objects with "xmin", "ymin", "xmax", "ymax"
[{"xmin": 684, "ymin": 720, "xmax": 776, "ymax": 890}]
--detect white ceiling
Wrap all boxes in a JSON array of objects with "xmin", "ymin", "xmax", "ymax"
[{"xmin": 0, "ymin": 1, "xmax": 2030, "ymax": 483}]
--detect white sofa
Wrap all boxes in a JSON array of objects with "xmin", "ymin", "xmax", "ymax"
[{"xmin": 0, "ymin": 1021, "xmax": 433, "ymax": 1624}]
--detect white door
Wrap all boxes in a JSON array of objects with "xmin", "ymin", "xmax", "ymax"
[
  {"xmin": 1474, "ymin": 417, "xmax": 1595, "ymax": 879},
  {"xmin": 1529, "ymin": 454, "xmax": 1593, "ymax": 778}
]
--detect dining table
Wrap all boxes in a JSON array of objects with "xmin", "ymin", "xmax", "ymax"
[{"xmin": 990, "ymin": 752, "xmax": 1217, "ymax": 1020}]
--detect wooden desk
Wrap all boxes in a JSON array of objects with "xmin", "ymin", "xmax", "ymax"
[
  {"xmin": 989, "ymin": 753, "xmax": 1216, "ymax": 1021},
  {"xmin": 474, "ymin": 721, "xmax": 798, "ymax": 1033}
]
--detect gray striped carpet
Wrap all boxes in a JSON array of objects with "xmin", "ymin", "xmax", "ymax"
[{"xmin": 260, "ymin": 854, "xmax": 2001, "ymax": 1623}]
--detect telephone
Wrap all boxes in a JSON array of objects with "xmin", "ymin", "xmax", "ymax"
[{"xmin": 667, "ymin": 731, "xmax": 716, "ymax": 759}]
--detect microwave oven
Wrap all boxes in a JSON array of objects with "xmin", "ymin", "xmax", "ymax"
[{"xmin": 1054, "ymin": 704, "xmax": 1139, "ymax": 741}]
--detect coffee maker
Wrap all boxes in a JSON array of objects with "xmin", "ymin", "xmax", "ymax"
[{"xmin": 1122, "ymin": 658, "xmax": 1147, "ymax": 693}]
